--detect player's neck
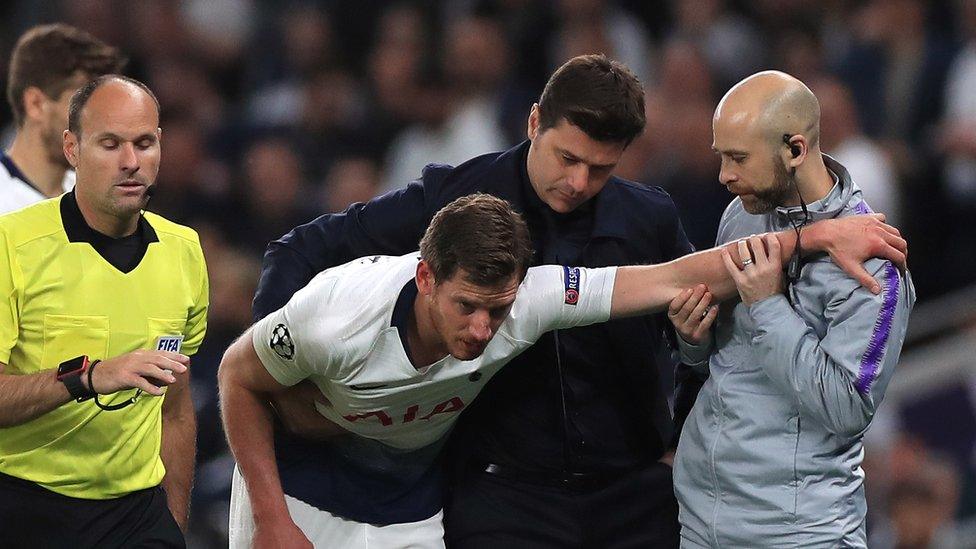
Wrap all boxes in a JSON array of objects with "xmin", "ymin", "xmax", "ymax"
[
  {"xmin": 7, "ymin": 130, "xmax": 68, "ymax": 198},
  {"xmin": 408, "ymin": 296, "xmax": 449, "ymax": 368}
]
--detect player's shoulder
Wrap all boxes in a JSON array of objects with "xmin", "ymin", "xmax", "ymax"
[
  {"xmin": 523, "ymin": 264, "xmax": 565, "ymax": 281},
  {"xmin": 324, "ymin": 253, "xmax": 419, "ymax": 285},
  {"xmin": 283, "ymin": 254, "xmax": 417, "ymax": 355},
  {"xmin": 301, "ymin": 253, "xmax": 418, "ymax": 316},
  {"xmin": 0, "ymin": 177, "xmax": 44, "ymax": 216}
]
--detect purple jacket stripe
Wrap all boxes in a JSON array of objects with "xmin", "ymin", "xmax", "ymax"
[{"xmin": 855, "ymin": 262, "xmax": 899, "ymax": 394}]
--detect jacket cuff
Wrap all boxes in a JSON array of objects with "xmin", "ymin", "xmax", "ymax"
[{"xmin": 676, "ymin": 334, "xmax": 712, "ymax": 370}]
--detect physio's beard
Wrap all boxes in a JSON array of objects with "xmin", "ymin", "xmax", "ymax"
[{"xmin": 746, "ymin": 157, "xmax": 794, "ymax": 214}]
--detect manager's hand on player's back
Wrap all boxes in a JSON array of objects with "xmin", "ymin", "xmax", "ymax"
[{"xmin": 88, "ymin": 350, "xmax": 189, "ymax": 396}]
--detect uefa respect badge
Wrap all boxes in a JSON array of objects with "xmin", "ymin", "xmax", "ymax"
[{"xmin": 563, "ymin": 266, "xmax": 581, "ymax": 306}]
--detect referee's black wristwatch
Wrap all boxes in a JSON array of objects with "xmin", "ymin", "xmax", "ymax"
[{"xmin": 57, "ymin": 355, "xmax": 96, "ymax": 402}]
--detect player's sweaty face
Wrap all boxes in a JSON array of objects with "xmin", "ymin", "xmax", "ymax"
[
  {"xmin": 527, "ymin": 115, "xmax": 625, "ymax": 214},
  {"xmin": 430, "ymin": 272, "xmax": 520, "ymax": 361}
]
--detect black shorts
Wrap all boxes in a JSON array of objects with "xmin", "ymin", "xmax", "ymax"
[{"xmin": 0, "ymin": 472, "xmax": 184, "ymax": 549}]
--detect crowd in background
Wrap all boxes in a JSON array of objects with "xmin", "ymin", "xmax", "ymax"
[{"xmin": 2, "ymin": 0, "xmax": 975, "ymax": 546}]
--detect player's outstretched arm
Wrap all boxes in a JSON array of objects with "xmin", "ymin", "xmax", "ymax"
[
  {"xmin": 608, "ymin": 214, "xmax": 908, "ymax": 318},
  {"xmin": 217, "ymin": 331, "xmax": 312, "ymax": 549}
]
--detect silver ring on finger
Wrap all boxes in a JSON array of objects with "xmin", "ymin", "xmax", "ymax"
[{"xmin": 741, "ymin": 258, "xmax": 754, "ymax": 267}]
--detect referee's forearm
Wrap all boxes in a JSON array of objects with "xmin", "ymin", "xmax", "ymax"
[{"xmin": 0, "ymin": 368, "xmax": 74, "ymax": 428}]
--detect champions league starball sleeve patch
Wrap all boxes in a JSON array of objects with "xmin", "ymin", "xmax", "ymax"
[
  {"xmin": 269, "ymin": 323, "xmax": 295, "ymax": 360},
  {"xmin": 563, "ymin": 266, "xmax": 581, "ymax": 305}
]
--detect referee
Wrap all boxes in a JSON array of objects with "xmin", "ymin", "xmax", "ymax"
[{"xmin": 0, "ymin": 75, "xmax": 208, "ymax": 548}]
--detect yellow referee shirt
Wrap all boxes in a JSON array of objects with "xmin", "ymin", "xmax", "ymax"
[{"xmin": 0, "ymin": 193, "xmax": 208, "ymax": 499}]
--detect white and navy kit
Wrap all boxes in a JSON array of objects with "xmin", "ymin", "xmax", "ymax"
[
  {"xmin": 240, "ymin": 253, "xmax": 615, "ymax": 528},
  {"xmin": 0, "ymin": 151, "xmax": 74, "ymax": 215}
]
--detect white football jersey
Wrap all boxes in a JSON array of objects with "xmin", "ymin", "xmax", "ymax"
[
  {"xmin": 0, "ymin": 151, "xmax": 74, "ymax": 215},
  {"xmin": 252, "ymin": 253, "xmax": 616, "ymax": 450}
]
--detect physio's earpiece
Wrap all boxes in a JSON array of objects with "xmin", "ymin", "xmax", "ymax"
[
  {"xmin": 780, "ymin": 133, "xmax": 809, "ymax": 285},
  {"xmin": 783, "ymin": 134, "xmax": 800, "ymax": 158}
]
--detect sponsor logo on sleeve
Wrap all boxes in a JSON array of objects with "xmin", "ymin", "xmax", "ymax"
[
  {"xmin": 563, "ymin": 266, "xmax": 581, "ymax": 305},
  {"xmin": 270, "ymin": 323, "xmax": 295, "ymax": 360}
]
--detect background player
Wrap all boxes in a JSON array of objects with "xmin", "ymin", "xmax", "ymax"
[{"xmin": 1, "ymin": 23, "xmax": 124, "ymax": 214}]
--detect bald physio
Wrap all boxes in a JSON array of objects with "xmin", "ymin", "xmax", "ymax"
[
  {"xmin": 712, "ymin": 70, "xmax": 836, "ymax": 215},
  {"xmin": 670, "ymin": 70, "xmax": 915, "ymax": 548}
]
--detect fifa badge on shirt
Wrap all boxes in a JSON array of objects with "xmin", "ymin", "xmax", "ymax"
[{"xmin": 156, "ymin": 335, "xmax": 184, "ymax": 353}]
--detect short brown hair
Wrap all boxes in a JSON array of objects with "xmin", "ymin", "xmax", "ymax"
[
  {"xmin": 420, "ymin": 194, "xmax": 533, "ymax": 286},
  {"xmin": 6, "ymin": 24, "xmax": 126, "ymax": 127},
  {"xmin": 537, "ymin": 54, "xmax": 645, "ymax": 145}
]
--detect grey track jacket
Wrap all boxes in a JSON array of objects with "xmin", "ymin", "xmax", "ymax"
[{"xmin": 673, "ymin": 155, "xmax": 915, "ymax": 548}]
